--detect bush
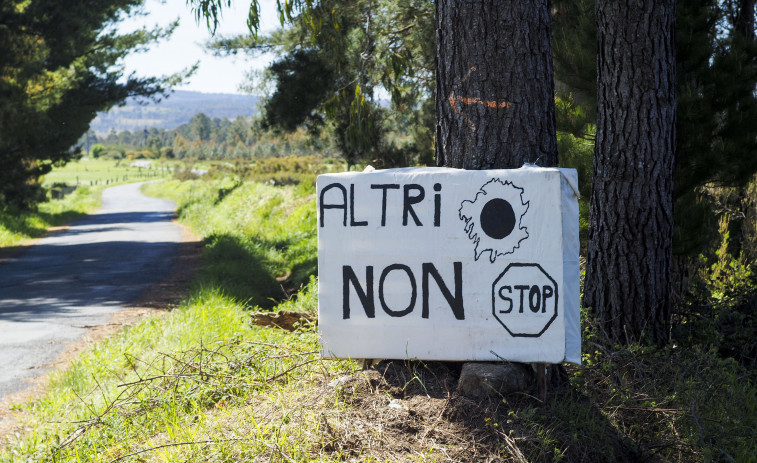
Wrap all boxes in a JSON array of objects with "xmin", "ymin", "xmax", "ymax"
[
  {"xmin": 101, "ymin": 149, "xmax": 123, "ymax": 160},
  {"xmin": 675, "ymin": 253, "xmax": 757, "ymax": 368},
  {"xmin": 674, "ymin": 177, "xmax": 757, "ymax": 368},
  {"xmin": 89, "ymin": 143, "xmax": 107, "ymax": 158},
  {"xmin": 205, "ymin": 155, "xmax": 345, "ymax": 186}
]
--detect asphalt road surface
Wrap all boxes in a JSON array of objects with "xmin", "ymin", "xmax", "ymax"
[{"xmin": 0, "ymin": 182, "xmax": 183, "ymax": 401}]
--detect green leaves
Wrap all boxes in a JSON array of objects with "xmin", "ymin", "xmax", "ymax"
[
  {"xmin": 189, "ymin": 0, "xmax": 234, "ymax": 34},
  {"xmin": 188, "ymin": 0, "xmax": 318, "ymax": 37}
]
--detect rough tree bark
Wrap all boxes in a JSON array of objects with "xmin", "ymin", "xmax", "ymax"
[
  {"xmin": 435, "ymin": 0, "xmax": 558, "ymax": 169},
  {"xmin": 584, "ymin": 0, "xmax": 676, "ymax": 345},
  {"xmin": 734, "ymin": 0, "xmax": 755, "ymax": 38}
]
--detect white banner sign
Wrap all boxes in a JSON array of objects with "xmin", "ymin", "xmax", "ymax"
[{"xmin": 317, "ymin": 166, "xmax": 581, "ymax": 364}]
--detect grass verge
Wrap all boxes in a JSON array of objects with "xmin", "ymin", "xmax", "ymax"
[
  {"xmin": 142, "ymin": 178, "xmax": 317, "ymax": 309},
  {"xmin": 0, "ymin": 186, "xmax": 103, "ymax": 248}
]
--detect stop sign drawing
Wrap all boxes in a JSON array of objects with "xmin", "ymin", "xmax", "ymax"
[{"xmin": 492, "ymin": 263, "xmax": 558, "ymax": 337}]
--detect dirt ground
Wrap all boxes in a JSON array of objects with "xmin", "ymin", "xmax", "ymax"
[{"xmin": 0, "ymin": 222, "xmax": 203, "ymax": 442}]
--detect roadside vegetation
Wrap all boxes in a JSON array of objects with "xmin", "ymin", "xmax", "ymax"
[
  {"xmin": 0, "ymin": 186, "xmax": 104, "ymax": 248},
  {"xmin": 140, "ymin": 157, "xmax": 331, "ymax": 308},
  {"xmin": 2, "ymin": 156, "xmax": 756, "ymax": 462}
]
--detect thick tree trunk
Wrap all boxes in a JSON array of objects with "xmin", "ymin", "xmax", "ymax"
[
  {"xmin": 435, "ymin": 0, "xmax": 558, "ymax": 169},
  {"xmin": 735, "ymin": 0, "xmax": 755, "ymax": 39},
  {"xmin": 584, "ymin": 0, "xmax": 676, "ymax": 345}
]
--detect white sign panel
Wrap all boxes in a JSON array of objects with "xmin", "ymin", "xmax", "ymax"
[{"xmin": 317, "ymin": 166, "xmax": 581, "ymax": 364}]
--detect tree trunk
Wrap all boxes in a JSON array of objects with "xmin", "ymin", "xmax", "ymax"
[
  {"xmin": 584, "ymin": 0, "xmax": 676, "ymax": 345},
  {"xmin": 735, "ymin": 0, "xmax": 755, "ymax": 39},
  {"xmin": 435, "ymin": 0, "xmax": 558, "ymax": 169}
]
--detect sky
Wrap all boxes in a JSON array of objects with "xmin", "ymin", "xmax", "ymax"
[{"xmin": 118, "ymin": 0, "xmax": 278, "ymax": 95}]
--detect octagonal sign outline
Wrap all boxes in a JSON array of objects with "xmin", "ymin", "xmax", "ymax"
[{"xmin": 491, "ymin": 263, "xmax": 559, "ymax": 338}]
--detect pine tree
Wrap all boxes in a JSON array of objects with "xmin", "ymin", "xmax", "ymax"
[
  {"xmin": 204, "ymin": 0, "xmax": 436, "ymax": 168},
  {"xmin": 553, "ymin": 0, "xmax": 757, "ymax": 257},
  {"xmin": 584, "ymin": 0, "xmax": 677, "ymax": 345},
  {"xmin": 435, "ymin": 0, "xmax": 558, "ymax": 169}
]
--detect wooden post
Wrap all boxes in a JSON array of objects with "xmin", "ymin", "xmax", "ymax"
[{"xmin": 536, "ymin": 362, "xmax": 547, "ymax": 402}]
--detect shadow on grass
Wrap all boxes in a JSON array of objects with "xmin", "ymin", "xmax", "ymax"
[
  {"xmin": 198, "ymin": 233, "xmax": 316, "ymax": 310},
  {"xmin": 0, "ymin": 217, "xmax": 47, "ymax": 241},
  {"xmin": 214, "ymin": 181, "xmax": 243, "ymax": 205},
  {"xmin": 504, "ymin": 382, "xmax": 655, "ymax": 463}
]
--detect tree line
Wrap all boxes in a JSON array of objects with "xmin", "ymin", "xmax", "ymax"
[{"xmin": 85, "ymin": 113, "xmax": 339, "ymax": 160}]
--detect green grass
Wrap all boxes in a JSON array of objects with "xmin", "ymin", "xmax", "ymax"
[
  {"xmin": 0, "ymin": 186, "xmax": 103, "ymax": 247},
  {"xmin": 1, "ymin": 283, "xmax": 359, "ymax": 462},
  {"xmin": 42, "ymin": 158, "xmax": 171, "ymax": 188}
]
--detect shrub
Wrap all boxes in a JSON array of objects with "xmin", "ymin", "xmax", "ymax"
[{"xmin": 89, "ymin": 143, "xmax": 107, "ymax": 158}]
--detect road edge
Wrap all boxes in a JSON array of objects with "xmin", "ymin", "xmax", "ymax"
[{"xmin": 0, "ymin": 220, "xmax": 203, "ymax": 446}]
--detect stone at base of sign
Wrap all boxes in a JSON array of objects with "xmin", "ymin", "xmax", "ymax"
[{"xmin": 456, "ymin": 362, "xmax": 532, "ymax": 398}]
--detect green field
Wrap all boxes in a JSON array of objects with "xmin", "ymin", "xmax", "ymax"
[{"xmin": 42, "ymin": 158, "xmax": 171, "ymax": 187}]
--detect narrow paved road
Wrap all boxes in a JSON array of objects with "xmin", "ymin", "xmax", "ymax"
[{"xmin": 0, "ymin": 182, "xmax": 183, "ymax": 401}]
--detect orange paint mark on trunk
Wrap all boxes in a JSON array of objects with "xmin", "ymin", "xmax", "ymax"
[
  {"xmin": 448, "ymin": 90, "xmax": 513, "ymax": 132},
  {"xmin": 456, "ymin": 97, "xmax": 512, "ymax": 109},
  {"xmin": 447, "ymin": 68, "xmax": 513, "ymax": 131}
]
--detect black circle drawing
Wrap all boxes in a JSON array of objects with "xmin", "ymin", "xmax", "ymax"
[{"xmin": 479, "ymin": 198, "xmax": 516, "ymax": 239}]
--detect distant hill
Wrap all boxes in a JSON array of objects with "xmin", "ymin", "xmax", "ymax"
[{"xmin": 90, "ymin": 90, "xmax": 260, "ymax": 135}]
